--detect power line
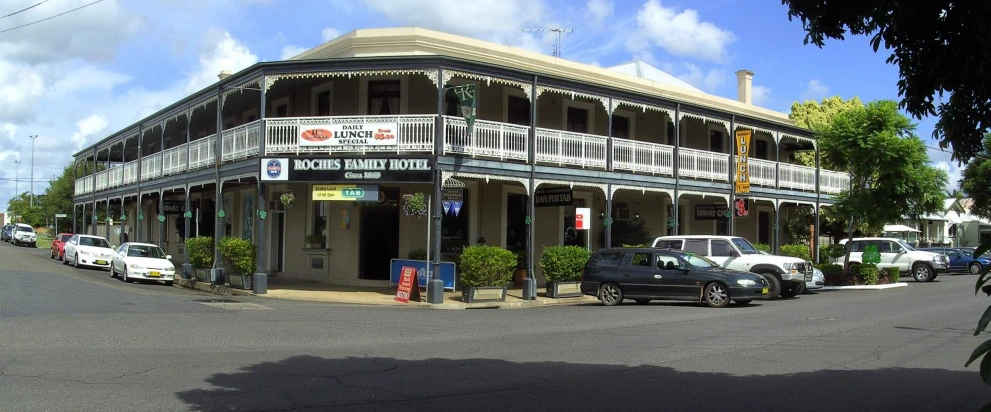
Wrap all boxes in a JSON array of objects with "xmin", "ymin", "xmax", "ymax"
[
  {"xmin": 1, "ymin": 0, "xmax": 50, "ymax": 19},
  {"xmin": 0, "ymin": 159, "xmax": 63, "ymax": 171},
  {"xmin": 0, "ymin": 0, "xmax": 102, "ymax": 34}
]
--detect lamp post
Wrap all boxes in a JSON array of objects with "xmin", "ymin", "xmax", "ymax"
[
  {"xmin": 14, "ymin": 160, "xmax": 21, "ymax": 198},
  {"xmin": 29, "ymin": 135, "xmax": 37, "ymax": 207}
]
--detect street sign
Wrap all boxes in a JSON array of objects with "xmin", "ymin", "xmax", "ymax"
[
  {"xmin": 575, "ymin": 207, "xmax": 591, "ymax": 230},
  {"xmin": 312, "ymin": 184, "xmax": 379, "ymax": 201},
  {"xmin": 395, "ymin": 266, "xmax": 419, "ymax": 303},
  {"xmin": 54, "ymin": 214, "xmax": 67, "ymax": 218}
]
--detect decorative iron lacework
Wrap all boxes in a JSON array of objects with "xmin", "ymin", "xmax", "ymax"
[
  {"xmin": 222, "ymin": 77, "xmax": 262, "ymax": 107},
  {"xmin": 188, "ymin": 180, "xmax": 214, "ymax": 189},
  {"xmin": 748, "ymin": 196, "xmax": 780, "ymax": 210},
  {"xmin": 778, "ymin": 199, "xmax": 818, "ymax": 208},
  {"xmin": 441, "ymin": 178, "xmax": 466, "ymax": 189},
  {"xmin": 534, "ymin": 85, "xmax": 609, "ymax": 111},
  {"xmin": 678, "ymin": 112, "xmax": 730, "ymax": 131},
  {"xmin": 220, "ymin": 173, "xmax": 259, "ymax": 192},
  {"xmin": 610, "ymin": 184, "xmax": 674, "ymax": 201},
  {"xmin": 161, "ymin": 185, "xmax": 185, "ymax": 193},
  {"xmin": 781, "ymin": 132, "xmax": 817, "ymax": 148},
  {"xmin": 265, "ymin": 69, "xmax": 440, "ymax": 92},
  {"xmin": 610, "ymin": 99, "xmax": 675, "ymax": 119},
  {"xmin": 735, "ymin": 123, "xmax": 779, "ymax": 141},
  {"xmin": 445, "ymin": 70, "xmax": 533, "ymax": 101},
  {"xmin": 534, "ymin": 179, "xmax": 608, "ymax": 197},
  {"xmin": 442, "ymin": 171, "xmax": 530, "ymax": 193},
  {"xmin": 677, "ymin": 190, "xmax": 730, "ymax": 203}
]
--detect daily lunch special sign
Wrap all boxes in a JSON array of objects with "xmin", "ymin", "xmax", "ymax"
[{"xmin": 299, "ymin": 122, "xmax": 398, "ymax": 149}]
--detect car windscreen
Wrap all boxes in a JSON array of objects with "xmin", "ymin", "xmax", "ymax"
[
  {"xmin": 59, "ymin": 234, "xmax": 72, "ymax": 242},
  {"xmin": 896, "ymin": 240, "xmax": 915, "ymax": 251},
  {"xmin": 17, "ymin": 226, "xmax": 34, "ymax": 233},
  {"xmin": 126, "ymin": 245, "xmax": 166, "ymax": 259},
  {"xmin": 79, "ymin": 237, "xmax": 111, "ymax": 248},
  {"xmin": 731, "ymin": 238, "xmax": 759, "ymax": 254}
]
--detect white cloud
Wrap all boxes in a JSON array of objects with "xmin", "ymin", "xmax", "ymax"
[
  {"xmin": 628, "ymin": 0, "xmax": 736, "ymax": 63},
  {"xmin": 280, "ymin": 45, "xmax": 308, "ymax": 60},
  {"xmin": 801, "ymin": 79, "xmax": 829, "ymax": 101},
  {"xmin": 662, "ymin": 62, "xmax": 727, "ymax": 93},
  {"xmin": 752, "ymin": 85, "xmax": 771, "ymax": 106},
  {"xmin": 0, "ymin": 61, "xmax": 46, "ymax": 123},
  {"xmin": 49, "ymin": 66, "xmax": 133, "ymax": 98},
  {"xmin": 935, "ymin": 160, "xmax": 963, "ymax": 191},
  {"xmin": 70, "ymin": 115, "xmax": 110, "ymax": 150},
  {"xmin": 361, "ymin": 0, "xmax": 546, "ymax": 47},
  {"xmin": 183, "ymin": 27, "xmax": 259, "ymax": 94},
  {"xmin": 586, "ymin": 0, "xmax": 613, "ymax": 25},
  {"xmin": 321, "ymin": 27, "xmax": 342, "ymax": 42}
]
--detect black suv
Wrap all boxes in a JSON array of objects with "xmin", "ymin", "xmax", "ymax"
[
  {"xmin": 1, "ymin": 224, "xmax": 12, "ymax": 242},
  {"xmin": 580, "ymin": 247, "xmax": 769, "ymax": 308}
]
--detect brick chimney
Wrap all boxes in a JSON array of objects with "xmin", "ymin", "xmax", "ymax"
[{"xmin": 735, "ymin": 69, "xmax": 754, "ymax": 104}]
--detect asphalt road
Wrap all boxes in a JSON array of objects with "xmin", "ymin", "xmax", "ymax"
[{"xmin": 2, "ymin": 241, "xmax": 991, "ymax": 412}]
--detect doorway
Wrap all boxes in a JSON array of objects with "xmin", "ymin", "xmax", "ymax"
[
  {"xmin": 360, "ymin": 188, "xmax": 400, "ymax": 280},
  {"xmin": 758, "ymin": 211, "xmax": 771, "ymax": 245},
  {"xmin": 268, "ymin": 212, "xmax": 285, "ymax": 273},
  {"xmin": 506, "ymin": 193, "xmax": 527, "ymax": 251}
]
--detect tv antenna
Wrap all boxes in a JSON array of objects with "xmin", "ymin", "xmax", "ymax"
[{"xmin": 522, "ymin": 27, "xmax": 573, "ymax": 58}]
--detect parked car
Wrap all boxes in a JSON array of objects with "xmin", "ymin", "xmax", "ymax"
[
  {"xmin": 651, "ymin": 235, "xmax": 813, "ymax": 299},
  {"xmin": 837, "ymin": 237, "xmax": 948, "ymax": 282},
  {"xmin": 10, "ymin": 223, "xmax": 37, "ymax": 247},
  {"xmin": 919, "ymin": 247, "xmax": 991, "ymax": 275},
  {"xmin": 757, "ymin": 250, "xmax": 824, "ymax": 292},
  {"xmin": 960, "ymin": 247, "xmax": 991, "ymax": 258},
  {"xmin": 63, "ymin": 234, "xmax": 114, "ymax": 270},
  {"xmin": 580, "ymin": 247, "xmax": 769, "ymax": 308},
  {"xmin": 110, "ymin": 242, "xmax": 176, "ymax": 286},
  {"xmin": 49, "ymin": 233, "xmax": 74, "ymax": 260},
  {"xmin": 1, "ymin": 224, "xmax": 12, "ymax": 242}
]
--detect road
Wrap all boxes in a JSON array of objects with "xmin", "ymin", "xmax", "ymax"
[{"xmin": 2, "ymin": 242, "xmax": 991, "ymax": 411}]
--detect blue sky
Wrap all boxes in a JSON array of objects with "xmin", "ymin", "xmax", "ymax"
[{"xmin": 0, "ymin": 0, "xmax": 961, "ymax": 215}]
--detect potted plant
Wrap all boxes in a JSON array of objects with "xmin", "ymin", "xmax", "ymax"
[
  {"xmin": 185, "ymin": 236, "xmax": 214, "ymax": 282},
  {"xmin": 512, "ymin": 249, "xmax": 527, "ymax": 286},
  {"xmin": 540, "ymin": 245, "xmax": 591, "ymax": 298},
  {"xmin": 280, "ymin": 190, "xmax": 295, "ymax": 209},
  {"xmin": 218, "ymin": 236, "xmax": 256, "ymax": 290},
  {"xmin": 459, "ymin": 245, "xmax": 515, "ymax": 303},
  {"xmin": 306, "ymin": 234, "xmax": 325, "ymax": 249},
  {"xmin": 402, "ymin": 192, "xmax": 428, "ymax": 218}
]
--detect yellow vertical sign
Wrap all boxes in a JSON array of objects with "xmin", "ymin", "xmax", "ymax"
[{"xmin": 735, "ymin": 129, "xmax": 751, "ymax": 194}]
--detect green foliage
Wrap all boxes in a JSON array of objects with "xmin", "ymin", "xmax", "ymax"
[
  {"xmin": 402, "ymin": 192, "xmax": 428, "ymax": 217},
  {"xmin": 883, "ymin": 267, "xmax": 900, "ymax": 283},
  {"xmin": 784, "ymin": 206, "xmax": 812, "ymax": 243},
  {"xmin": 539, "ymin": 246, "xmax": 591, "ymax": 283},
  {"xmin": 782, "ymin": 0, "xmax": 991, "ymax": 163},
  {"xmin": 789, "ymin": 96, "xmax": 865, "ymax": 168},
  {"xmin": 218, "ymin": 237, "xmax": 256, "ymax": 275},
  {"xmin": 753, "ymin": 243, "xmax": 771, "ymax": 253},
  {"xmin": 961, "ymin": 133, "xmax": 991, "ymax": 220},
  {"xmin": 815, "ymin": 263, "xmax": 851, "ymax": 286},
  {"xmin": 855, "ymin": 264, "xmax": 879, "ymax": 285},
  {"xmin": 601, "ymin": 219, "xmax": 653, "ymax": 248},
  {"xmin": 622, "ymin": 244, "xmax": 646, "ymax": 247},
  {"xmin": 779, "ymin": 244, "xmax": 811, "ymax": 262},
  {"xmin": 458, "ymin": 245, "xmax": 516, "ymax": 287},
  {"xmin": 185, "ymin": 237, "xmax": 214, "ymax": 269},
  {"xmin": 819, "ymin": 244, "xmax": 846, "ymax": 263},
  {"xmin": 814, "ymin": 263, "xmax": 843, "ymax": 276},
  {"xmin": 513, "ymin": 250, "xmax": 527, "ymax": 270},
  {"xmin": 969, "ymin": 243, "xmax": 991, "ymax": 385},
  {"xmin": 305, "ymin": 234, "xmax": 325, "ymax": 245},
  {"xmin": 408, "ymin": 248, "xmax": 428, "ymax": 261}
]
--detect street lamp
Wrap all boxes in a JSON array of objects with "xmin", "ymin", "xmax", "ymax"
[
  {"xmin": 14, "ymin": 160, "xmax": 21, "ymax": 198},
  {"xmin": 29, "ymin": 135, "xmax": 37, "ymax": 207}
]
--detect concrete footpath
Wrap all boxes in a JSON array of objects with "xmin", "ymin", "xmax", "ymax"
[{"xmin": 174, "ymin": 277, "xmax": 598, "ymax": 309}]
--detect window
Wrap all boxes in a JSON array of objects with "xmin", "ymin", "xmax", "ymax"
[
  {"xmin": 311, "ymin": 200, "xmax": 328, "ymax": 239},
  {"xmin": 368, "ymin": 80, "xmax": 401, "ymax": 115},
  {"xmin": 731, "ymin": 238, "xmax": 760, "ymax": 254},
  {"xmin": 507, "ymin": 95, "xmax": 530, "ymax": 126},
  {"xmin": 80, "ymin": 237, "xmax": 111, "ymax": 248},
  {"xmin": 590, "ymin": 251, "xmax": 625, "ymax": 267},
  {"xmin": 441, "ymin": 188, "xmax": 469, "ymax": 253},
  {"xmin": 684, "ymin": 253, "xmax": 718, "ymax": 269},
  {"xmin": 127, "ymin": 245, "xmax": 166, "ymax": 259},
  {"xmin": 317, "ymin": 90, "xmax": 332, "ymax": 116},
  {"xmin": 849, "ymin": 241, "xmax": 864, "ymax": 252},
  {"xmin": 655, "ymin": 240, "xmax": 683, "ymax": 249},
  {"xmin": 946, "ymin": 249, "xmax": 960, "ymax": 258},
  {"xmin": 59, "ymin": 234, "xmax": 72, "ymax": 242},
  {"xmin": 611, "ymin": 115, "xmax": 630, "ymax": 139},
  {"xmin": 710, "ymin": 240, "xmax": 734, "ymax": 257},
  {"xmin": 276, "ymin": 104, "xmax": 288, "ymax": 117},
  {"xmin": 655, "ymin": 254, "xmax": 680, "ymax": 270},
  {"xmin": 710, "ymin": 130, "xmax": 723, "ymax": 152},
  {"xmin": 684, "ymin": 239, "xmax": 708, "ymax": 255},
  {"xmin": 756, "ymin": 140, "xmax": 769, "ymax": 160},
  {"xmin": 667, "ymin": 121, "xmax": 676, "ymax": 145},
  {"xmin": 631, "ymin": 253, "xmax": 652, "ymax": 267},
  {"xmin": 715, "ymin": 218, "xmax": 728, "ymax": 236},
  {"xmin": 444, "ymin": 90, "xmax": 461, "ymax": 116},
  {"xmin": 567, "ymin": 107, "xmax": 589, "ymax": 133}
]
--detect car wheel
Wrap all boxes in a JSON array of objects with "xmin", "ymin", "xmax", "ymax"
[
  {"xmin": 123, "ymin": 268, "xmax": 130, "ymax": 283},
  {"xmin": 110, "ymin": 265, "xmax": 117, "ymax": 278},
  {"xmin": 73, "ymin": 254, "xmax": 80, "ymax": 269},
  {"xmin": 703, "ymin": 282, "xmax": 730, "ymax": 308},
  {"xmin": 757, "ymin": 272, "xmax": 781, "ymax": 300},
  {"xmin": 599, "ymin": 283, "xmax": 624, "ymax": 306},
  {"xmin": 634, "ymin": 299, "xmax": 650, "ymax": 305},
  {"xmin": 50, "ymin": 249, "xmax": 54, "ymax": 259},
  {"xmin": 913, "ymin": 263, "xmax": 934, "ymax": 282},
  {"xmin": 62, "ymin": 253, "xmax": 68, "ymax": 265},
  {"xmin": 970, "ymin": 262, "xmax": 983, "ymax": 275},
  {"xmin": 734, "ymin": 300, "xmax": 752, "ymax": 306}
]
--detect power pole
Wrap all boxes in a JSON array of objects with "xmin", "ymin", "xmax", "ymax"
[
  {"xmin": 522, "ymin": 28, "xmax": 574, "ymax": 57},
  {"xmin": 29, "ymin": 135, "xmax": 37, "ymax": 207},
  {"xmin": 14, "ymin": 160, "xmax": 21, "ymax": 199}
]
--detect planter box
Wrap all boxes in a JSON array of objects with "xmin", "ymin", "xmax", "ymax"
[
  {"xmin": 229, "ymin": 273, "xmax": 253, "ymax": 290},
  {"xmin": 546, "ymin": 281, "xmax": 582, "ymax": 298},
  {"xmin": 462, "ymin": 286, "xmax": 507, "ymax": 303},
  {"xmin": 194, "ymin": 268, "xmax": 210, "ymax": 282}
]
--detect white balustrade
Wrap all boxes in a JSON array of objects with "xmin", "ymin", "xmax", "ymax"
[
  {"xmin": 779, "ymin": 163, "xmax": 817, "ymax": 191},
  {"xmin": 735, "ymin": 156, "xmax": 776, "ymax": 187},
  {"xmin": 75, "ymin": 178, "xmax": 87, "ymax": 195},
  {"xmin": 821, "ymin": 169, "xmax": 851, "ymax": 194},
  {"xmin": 612, "ymin": 138, "xmax": 674, "ymax": 175},
  {"xmin": 442, "ymin": 116, "xmax": 528, "ymax": 161},
  {"xmin": 264, "ymin": 115, "xmax": 435, "ymax": 154},
  {"xmin": 535, "ymin": 128, "xmax": 607, "ymax": 168},
  {"xmin": 95, "ymin": 170, "xmax": 109, "ymax": 191},
  {"xmin": 108, "ymin": 166, "xmax": 123, "ymax": 188},
  {"xmin": 188, "ymin": 135, "xmax": 216, "ymax": 170},
  {"xmin": 140, "ymin": 153, "xmax": 162, "ymax": 181},
  {"xmin": 222, "ymin": 120, "xmax": 262, "ymax": 161},
  {"xmin": 162, "ymin": 144, "xmax": 188, "ymax": 176},
  {"xmin": 678, "ymin": 147, "xmax": 729, "ymax": 181},
  {"xmin": 123, "ymin": 161, "xmax": 138, "ymax": 185}
]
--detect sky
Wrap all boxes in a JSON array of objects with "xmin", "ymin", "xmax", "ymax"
[{"xmin": 0, "ymin": 0, "xmax": 964, "ymax": 214}]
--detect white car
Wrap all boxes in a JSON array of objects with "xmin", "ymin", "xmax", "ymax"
[
  {"xmin": 10, "ymin": 223, "xmax": 37, "ymax": 247},
  {"xmin": 837, "ymin": 237, "xmax": 948, "ymax": 282},
  {"xmin": 110, "ymin": 242, "xmax": 176, "ymax": 286},
  {"xmin": 63, "ymin": 234, "xmax": 114, "ymax": 269},
  {"xmin": 757, "ymin": 250, "xmax": 824, "ymax": 292}
]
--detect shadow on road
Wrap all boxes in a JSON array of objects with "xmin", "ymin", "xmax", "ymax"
[{"xmin": 174, "ymin": 355, "xmax": 991, "ymax": 411}]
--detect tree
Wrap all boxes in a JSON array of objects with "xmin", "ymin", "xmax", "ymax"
[
  {"xmin": 781, "ymin": 0, "xmax": 991, "ymax": 163},
  {"xmin": 818, "ymin": 100, "xmax": 947, "ymax": 273},
  {"xmin": 6, "ymin": 193, "xmax": 45, "ymax": 227},
  {"xmin": 961, "ymin": 133, "xmax": 991, "ymax": 220},
  {"xmin": 947, "ymin": 188, "xmax": 965, "ymax": 201}
]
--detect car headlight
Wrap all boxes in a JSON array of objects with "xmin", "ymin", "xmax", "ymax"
[
  {"xmin": 737, "ymin": 279, "xmax": 757, "ymax": 286},
  {"xmin": 128, "ymin": 263, "xmax": 145, "ymax": 269},
  {"xmin": 781, "ymin": 263, "xmax": 793, "ymax": 270}
]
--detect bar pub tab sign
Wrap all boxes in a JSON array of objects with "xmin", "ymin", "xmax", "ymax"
[{"xmin": 735, "ymin": 129, "xmax": 752, "ymax": 194}]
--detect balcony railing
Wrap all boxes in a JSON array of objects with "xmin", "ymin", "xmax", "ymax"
[
  {"xmin": 612, "ymin": 138, "xmax": 674, "ymax": 175},
  {"xmin": 443, "ymin": 116, "xmax": 528, "ymax": 161},
  {"xmin": 265, "ymin": 115, "xmax": 435, "ymax": 154},
  {"xmin": 73, "ymin": 115, "xmax": 853, "ymax": 199},
  {"xmin": 535, "ymin": 128, "xmax": 607, "ymax": 169}
]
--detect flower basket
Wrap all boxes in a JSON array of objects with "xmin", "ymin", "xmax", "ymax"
[
  {"xmin": 402, "ymin": 193, "xmax": 428, "ymax": 218},
  {"xmin": 280, "ymin": 190, "xmax": 295, "ymax": 208}
]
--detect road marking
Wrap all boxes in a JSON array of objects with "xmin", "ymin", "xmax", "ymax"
[{"xmin": 194, "ymin": 298, "xmax": 272, "ymax": 310}]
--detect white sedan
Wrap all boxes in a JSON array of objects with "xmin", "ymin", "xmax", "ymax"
[
  {"xmin": 110, "ymin": 242, "xmax": 177, "ymax": 286},
  {"xmin": 63, "ymin": 234, "xmax": 114, "ymax": 269}
]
